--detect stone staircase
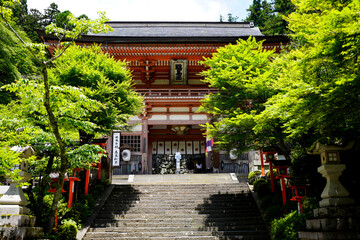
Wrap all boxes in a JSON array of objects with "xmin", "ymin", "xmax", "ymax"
[{"xmin": 83, "ymin": 175, "xmax": 270, "ymax": 240}]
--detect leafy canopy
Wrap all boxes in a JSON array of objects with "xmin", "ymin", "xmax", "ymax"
[
  {"xmin": 200, "ymin": 37, "xmax": 276, "ymax": 153},
  {"xmin": 49, "ymin": 45, "xmax": 143, "ymax": 136}
]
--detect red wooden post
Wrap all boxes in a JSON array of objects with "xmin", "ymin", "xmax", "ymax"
[
  {"xmin": 54, "ymin": 209, "xmax": 58, "ymax": 232},
  {"xmin": 281, "ymin": 177, "xmax": 287, "ymax": 205},
  {"xmin": 269, "ymin": 161, "xmax": 275, "ymax": 193},
  {"xmin": 273, "ymin": 161, "xmax": 290, "ymax": 207},
  {"xmin": 67, "ymin": 177, "xmax": 80, "ymax": 208},
  {"xmin": 97, "ymin": 162, "xmax": 101, "ymax": 180},
  {"xmin": 260, "ymin": 150, "xmax": 265, "ymax": 177},
  {"xmin": 85, "ymin": 169, "xmax": 90, "ymax": 195}
]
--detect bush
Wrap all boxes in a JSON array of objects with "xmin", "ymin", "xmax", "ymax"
[
  {"xmin": 271, "ymin": 211, "xmax": 306, "ymax": 240},
  {"xmin": 266, "ymin": 169, "xmax": 277, "ymax": 179},
  {"xmin": 265, "ymin": 204, "xmax": 283, "ymax": 222},
  {"xmin": 248, "ymin": 170, "xmax": 261, "ymax": 184},
  {"xmin": 253, "ymin": 178, "xmax": 271, "ymax": 198},
  {"xmin": 57, "ymin": 219, "xmax": 78, "ymax": 240}
]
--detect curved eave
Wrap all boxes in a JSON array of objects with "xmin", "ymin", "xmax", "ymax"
[{"xmin": 36, "ymin": 29, "xmax": 290, "ymax": 45}]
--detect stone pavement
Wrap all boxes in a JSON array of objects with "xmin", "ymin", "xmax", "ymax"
[{"xmin": 112, "ymin": 173, "xmax": 248, "ymax": 185}]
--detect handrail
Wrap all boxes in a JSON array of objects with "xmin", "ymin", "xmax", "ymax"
[{"xmin": 136, "ymin": 88, "xmax": 218, "ymax": 97}]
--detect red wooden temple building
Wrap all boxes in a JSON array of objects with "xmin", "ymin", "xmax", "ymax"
[{"xmin": 38, "ymin": 22, "xmax": 289, "ymax": 175}]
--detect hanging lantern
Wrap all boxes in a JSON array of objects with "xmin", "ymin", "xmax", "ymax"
[
  {"xmin": 288, "ymin": 178, "xmax": 309, "ymax": 213},
  {"xmin": 272, "ymin": 159, "xmax": 291, "ymax": 206},
  {"xmin": 263, "ymin": 151, "xmax": 277, "ymax": 193},
  {"xmin": 263, "ymin": 151, "xmax": 276, "ymax": 163}
]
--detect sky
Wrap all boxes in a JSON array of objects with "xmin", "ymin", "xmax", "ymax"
[{"xmin": 26, "ymin": 0, "xmax": 253, "ymax": 22}]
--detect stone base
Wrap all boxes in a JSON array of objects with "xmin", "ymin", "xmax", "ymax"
[
  {"xmin": 299, "ymin": 206, "xmax": 360, "ymax": 240},
  {"xmin": 0, "ymin": 205, "xmax": 30, "ymax": 215},
  {"xmin": 0, "ymin": 215, "xmax": 36, "ymax": 227},
  {"xmin": 319, "ymin": 197, "xmax": 354, "ymax": 208},
  {"xmin": 299, "ymin": 231, "xmax": 360, "ymax": 240},
  {"xmin": 0, "ymin": 227, "xmax": 43, "ymax": 240}
]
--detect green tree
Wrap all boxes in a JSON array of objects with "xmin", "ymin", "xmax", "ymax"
[
  {"xmin": 1, "ymin": 0, "xmax": 120, "ymax": 233},
  {"xmin": 0, "ymin": 1, "xmax": 37, "ymax": 104},
  {"xmin": 49, "ymin": 45, "xmax": 143, "ymax": 143},
  {"xmin": 203, "ymin": 0, "xmax": 360, "ymax": 158},
  {"xmin": 246, "ymin": 0, "xmax": 295, "ymax": 35},
  {"xmin": 220, "ymin": 13, "xmax": 239, "ymax": 22},
  {"xmin": 42, "ymin": 2, "xmax": 60, "ymax": 26},
  {"xmin": 258, "ymin": 0, "xmax": 360, "ymax": 145},
  {"xmin": 199, "ymin": 37, "xmax": 282, "ymax": 155}
]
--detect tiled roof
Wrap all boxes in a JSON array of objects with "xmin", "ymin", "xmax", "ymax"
[{"xmin": 90, "ymin": 22, "xmax": 263, "ymax": 38}]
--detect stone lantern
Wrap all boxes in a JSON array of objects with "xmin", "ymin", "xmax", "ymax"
[
  {"xmin": 299, "ymin": 142, "xmax": 360, "ymax": 240},
  {"xmin": 313, "ymin": 143, "xmax": 354, "ymax": 207},
  {"xmin": 0, "ymin": 146, "xmax": 43, "ymax": 239}
]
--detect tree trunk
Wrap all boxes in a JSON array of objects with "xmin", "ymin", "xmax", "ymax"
[{"xmin": 41, "ymin": 65, "xmax": 69, "ymax": 234}]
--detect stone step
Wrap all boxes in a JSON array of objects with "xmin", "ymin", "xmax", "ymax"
[
  {"xmin": 83, "ymin": 181, "xmax": 269, "ymax": 240},
  {"xmin": 84, "ymin": 236, "xmax": 219, "ymax": 240},
  {"xmin": 101, "ymin": 204, "xmax": 256, "ymax": 211},
  {"xmin": 105, "ymin": 196, "xmax": 253, "ymax": 202},
  {"xmin": 84, "ymin": 230, "xmax": 269, "ymax": 238},
  {"xmin": 120, "ymin": 186, "xmax": 249, "ymax": 190},
  {"xmin": 98, "ymin": 208, "xmax": 259, "ymax": 214},
  {"xmin": 92, "ymin": 219, "xmax": 264, "ymax": 227},
  {"xmin": 97, "ymin": 209, "xmax": 260, "ymax": 216},
  {"xmin": 93, "ymin": 216, "xmax": 263, "ymax": 225},
  {"xmin": 84, "ymin": 237, "xmax": 269, "ymax": 240},
  {"xmin": 88, "ymin": 225, "xmax": 266, "ymax": 232}
]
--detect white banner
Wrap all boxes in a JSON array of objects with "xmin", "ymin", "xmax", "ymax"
[{"xmin": 112, "ymin": 132, "xmax": 120, "ymax": 166}]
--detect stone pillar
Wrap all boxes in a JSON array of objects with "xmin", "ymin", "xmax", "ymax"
[
  {"xmin": 299, "ymin": 143, "xmax": 360, "ymax": 240},
  {"xmin": 0, "ymin": 147, "xmax": 43, "ymax": 239},
  {"xmin": 317, "ymin": 164, "xmax": 353, "ymax": 208}
]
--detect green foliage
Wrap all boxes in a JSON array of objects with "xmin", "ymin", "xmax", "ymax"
[
  {"xmin": 253, "ymin": 178, "xmax": 266, "ymax": 192},
  {"xmin": 0, "ymin": 21, "xmax": 37, "ymax": 104},
  {"xmin": 200, "ymin": 37, "xmax": 276, "ymax": 153},
  {"xmin": 246, "ymin": 0, "xmax": 295, "ymax": 35},
  {"xmin": 57, "ymin": 219, "xmax": 78, "ymax": 240},
  {"xmin": 49, "ymin": 45, "xmax": 143, "ymax": 136},
  {"xmin": 253, "ymin": 179, "xmax": 271, "ymax": 198},
  {"xmin": 264, "ymin": 204, "xmax": 283, "ymax": 222},
  {"xmin": 259, "ymin": 0, "xmax": 360, "ymax": 146},
  {"xmin": 271, "ymin": 211, "xmax": 306, "ymax": 240},
  {"xmin": 202, "ymin": 0, "xmax": 360, "ymax": 165},
  {"xmin": 266, "ymin": 168, "xmax": 277, "ymax": 179},
  {"xmin": 220, "ymin": 13, "xmax": 239, "ymax": 22},
  {"xmin": 1, "ymin": 4, "xmax": 116, "ymax": 233},
  {"xmin": 248, "ymin": 170, "xmax": 261, "ymax": 184}
]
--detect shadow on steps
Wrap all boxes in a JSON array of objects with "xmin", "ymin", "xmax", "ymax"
[{"xmin": 196, "ymin": 190, "xmax": 271, "ymax": 240}]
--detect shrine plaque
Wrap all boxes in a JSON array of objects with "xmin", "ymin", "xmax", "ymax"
[
  {"xmin": 170, "ymin": 59, "xmax": 187, "ymax": 85},
  {"xmin": 112, "ymin": 132, "xmax": 121, "ymax": 166}
]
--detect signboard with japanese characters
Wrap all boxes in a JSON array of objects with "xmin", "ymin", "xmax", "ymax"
[{"xmin": 112, "ymin": 132, "xmax": 120, "ymax": 166}]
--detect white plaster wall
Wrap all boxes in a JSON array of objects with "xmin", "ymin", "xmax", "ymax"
[
  {"xmin": 169, "ymin": 115, "xmax": 190, "ymax": 120},
  {"xmin": 169, "ymin": 107, "xmax": 189, "ymax": 112},
  {"xmin": 150, "ymin": 115, "xmax": 167, "ymax": 120},
  {"xmin": 151, "ymin": 107, "xmax": 167, "ymax": 112},
  {"xmin": 192, "ymin": 114, "xmax": 208, "ymax": 120}
]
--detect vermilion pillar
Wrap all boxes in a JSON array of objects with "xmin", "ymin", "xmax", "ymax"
[
  {"xmin": 68, "ymin": 177, "xmax": 80, "ymax": 208},
  {"xmin": 84, "ymin": 169, "xmax": 90, "ymax": 195},
  {"xmin": 269, "ymin": 161, "xmax": 275, "ymax": 192},
  {"xmin": 260, "ymin": 150, "xmax": 265, "ymax": 176}
]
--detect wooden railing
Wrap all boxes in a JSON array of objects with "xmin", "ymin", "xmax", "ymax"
[{"xmin": 136, "ymin": 88, "xmax": 218, "ymax": 97}]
